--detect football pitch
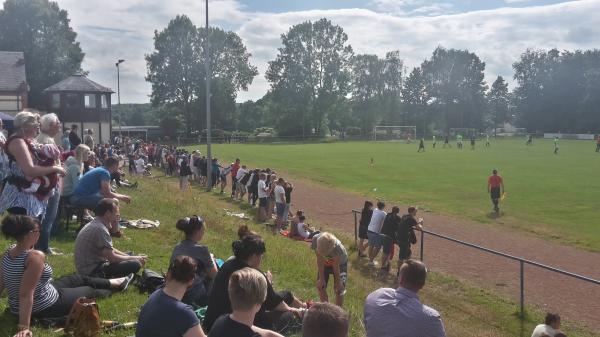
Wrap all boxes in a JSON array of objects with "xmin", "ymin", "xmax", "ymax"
[{"xmin": 191, "ymin": 138, "xmax": 600, "ymax": 251}]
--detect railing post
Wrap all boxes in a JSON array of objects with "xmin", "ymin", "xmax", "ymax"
[
  {"xmin": 520, "ymin": 260, "xmax": 525, "ymax": 319},
  {"xmin": 353, "ymin": 211, "xmax": 358, "ymax": 248},
  {"xmin": 420, "ymin": 230, "xmax": 424, "ymax": 262}
]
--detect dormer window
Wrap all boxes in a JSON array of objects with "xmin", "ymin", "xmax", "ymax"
[{"xmin": 85, "ymin": 94, "xmax": 96, "ymax": 108}]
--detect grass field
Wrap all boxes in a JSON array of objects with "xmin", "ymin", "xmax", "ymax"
[
  {"xmin": 0, "ymin": 175, "xmax": 597, "ymax": 337},
  {"xmin": 187, "ymin": 138, "xmax": 600, "ymax": 251}
]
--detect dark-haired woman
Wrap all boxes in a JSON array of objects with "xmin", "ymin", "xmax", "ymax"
[
  {"xmin": 136, "ymin": 256, "xmax": 207, "ymax": 337},
  {"xmin": 358, "ymin": 201, "xmax": 373, "ymax": 257},
  {"xmin": 0, "ymin": 215, "xmax": 131, "ymax": 337},
  {"xmin": 171, "ymin": 216, "xmax": 218, "ymax": 307},
  {"xmin": 203, "ymin": 233, "xmax": 303, "ymax": 333}
]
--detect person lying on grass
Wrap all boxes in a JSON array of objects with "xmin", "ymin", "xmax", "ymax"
[
  {"xmin": 208, "ymin": 267, "xmax": 283, "ymax": 337},
  {"xmin": 171, "ymin": 215, "xmax": 218, "ymax": 308},
  {"xmin": 0, "ymin": 215, "xmax": 133, "ymax": 337},
  {"xmin": 312, "ymin": 232, "xmax": 348, "ymax": 307},
  {"xmin": 136, "ymin": 255, "xmax": 207, "ymax": 337}
]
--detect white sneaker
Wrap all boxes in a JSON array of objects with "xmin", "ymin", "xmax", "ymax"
[{"xmin": 367, "ymin": 260, "xmax": 377, "ymax": 266}]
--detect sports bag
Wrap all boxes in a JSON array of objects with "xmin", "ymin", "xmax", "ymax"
[
  {"xmin": 64, "ymin": 297, "xmax": 101, "ymax": 337},
  {"xmin": 135, "ymin": 269, "xmax": 165, "ymax": 294}
]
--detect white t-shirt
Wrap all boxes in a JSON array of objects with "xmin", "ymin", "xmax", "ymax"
[
  {"xmin": 246, "ymin": 173, "xmax": 254, "ymax": 187},
  {"xmin": 135, "ymin": 158, "xmax": 145, "ymax": 174},
  {"xmin": 367, "ymin": 208, "xmax": 387, "ymax": 233},
  {"xmin": 235, "ymin": 168, "xmax": 247, "ymax": 181},
  {"xmin": 297, "ymin": 222, "xmax": 310, "ymax": 238},
  {"xmin": 257, "ymin": 180, "xmax": 267, "ymax": 198},
  {"xmin": 531, "ymin": 324, "xmax": 557, "ymax": 337},
  {"xmin": 274, "ymin": 184, "xmax": 286, "ymax": 203}
]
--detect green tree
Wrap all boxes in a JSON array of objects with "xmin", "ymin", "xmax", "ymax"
[
  {"xmin": 401, "ymin": 67, "xmax": 429, "ymax": 132},
  {"xmin": 0, "ymin": 0, "xmax": 84, "ymax": 108},
  {"xmin": 487, "ymin": 76, "xmax": 510, "ymax": 135},
  {"xmin": 350, "ymin": 54, "xmax": 385, "ymax": 134},
  {"xmin": 266, "ymin": 18, "xmax": 353, "ymax": 136}
]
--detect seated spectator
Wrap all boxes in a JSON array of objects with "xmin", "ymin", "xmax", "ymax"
[
  {"xmin": 0, "ymin": 215, "xmax": 131, "ymax": 337},
  {"xmin": 312, "ymin": 232, "xmax": 348, "ymax": 306},
  {"xmin": 171, "ymin": 215, "xmax": 218, "ymax": 307},
  {"xmin": 136, "ymin": 256, "xmax": 207, "ymax": 337},
  {"xmin": 302, "ymin": 303, "xmax": 350, "ymax": 337},
  {"xmin": 74, "ymin": 198, "xmax": 147, "ymax": 278},
  {"xmin": 364, "ymin": 259, "xmax": 446, "ymax": 337},
  {"xmin": 296, "ymin": 215, "xmax": 319, "ymax": 239},
  {"xmin": 203, "ymin": 231, "xmax": 303, "ymax": 333},
  {"xmin": 289, "ymin": 210, "xmax": 304, "ymax": 237},
  {"xmin": 61, "ymin": 144, "xmax": 91, "ymax": 198},
  {"xmin": 70, "ymin": 156, "xmax": 131, "ymax": 211},
  {"xmin": 531, "ymin": 313, "xmax": 562, "ymax": 337},
  {"xmin": 208, "ymin": 267, "xmax": 283, "ymax": 337}
]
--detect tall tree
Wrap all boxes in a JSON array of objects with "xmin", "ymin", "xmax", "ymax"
[
  {"xmin": 487, "ymin": 76, "xmax": 510, "ymax": 135},
  {"xmin": 0, "ymin": 0, "xmax": 84, "ymax": 108},
  {"xmin": 350, "ymin": 54, "xmax": 385, "ymax": 134},
  {"xmin": 266, "ymin": 18, "xmax": 353, "ymax": 136},
  {"xmin": 401, "ymin": 67, "xmax": 428, "ymax": 132}
]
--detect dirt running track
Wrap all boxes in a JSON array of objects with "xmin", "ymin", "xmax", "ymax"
[{"xmin": 286, "ymin": 176, "xmax": 600, "ymax": 332}]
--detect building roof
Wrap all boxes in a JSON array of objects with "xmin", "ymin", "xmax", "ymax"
[
  {"xmin": 0, "ymin": 51, "xmax": 26, "ymax": 91},
  {"xmin": 44, "ymin": 73, "xmax": 114, "ymax": 93}
]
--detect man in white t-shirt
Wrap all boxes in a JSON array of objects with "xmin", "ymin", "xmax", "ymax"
[
  {"xmin": 257, "ymin": 172, "xmax": 268, "ymax": 221},
  {"xmin": 235, "ymin": 165, "xmax": 247, "ymax": 199},
  {"xmin": 274, "ymin": 177, "xmax": 287, "ymax": 231},
  {"xmin": 134, "ymin": 155, "xmax": 146, "ymax": 175},
  {"xmin": 531, "ymin": 313, "xmax": 562, "ymax": 337},
  {"xmin": 367, "ymin": 201, "xmax": 387, "ymax": 266}
]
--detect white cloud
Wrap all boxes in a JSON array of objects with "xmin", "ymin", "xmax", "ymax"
[{"xmin": 53, "ymin": 0, "xmax": 600, "ymax": 103}]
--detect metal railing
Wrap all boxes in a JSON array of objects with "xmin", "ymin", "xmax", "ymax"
[{"xmin": 351, "ymin": 209, "xmax": 600, "ymax": 318}]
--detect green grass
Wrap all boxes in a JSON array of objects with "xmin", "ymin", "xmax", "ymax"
[
  {"xmin": 187, "ymin": 139, "xmax": 600, "ymax": 251},
  {"xmin": 0, "ymin": 176, "xmax": 597, "ymax": 337}
]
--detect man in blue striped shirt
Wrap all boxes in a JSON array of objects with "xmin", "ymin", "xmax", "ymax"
[{"xmin": 364, "ymin": 260, "xmax": 446, "ymax": 337}]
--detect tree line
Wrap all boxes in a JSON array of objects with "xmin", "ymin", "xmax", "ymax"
[{"xmin": 1, "ymin": 0, "xmax": 599, "ymax": 136}]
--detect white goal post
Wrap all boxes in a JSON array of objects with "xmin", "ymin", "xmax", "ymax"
[{"xmin": 373, "ymin": 126, "xmax": 417, "ymax": 141}]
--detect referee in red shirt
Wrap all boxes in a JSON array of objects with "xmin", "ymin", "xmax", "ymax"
[{"xmin": 487, "ymin": 169, "xmax": 504, "ymax": 213}]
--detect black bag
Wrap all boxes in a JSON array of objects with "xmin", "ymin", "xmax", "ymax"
[{"xmin": 135, "ymin": 269, "xmax": 165, "ymax": 294}]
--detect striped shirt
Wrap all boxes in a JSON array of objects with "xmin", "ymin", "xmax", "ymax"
[{"xmin": 2, "ymin": 246, "xmax": 59, "ymax": 314}]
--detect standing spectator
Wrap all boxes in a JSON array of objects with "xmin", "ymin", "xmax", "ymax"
[
  {"xmin": 230, "ymin": 158, "xmax": 240, "ymax": 198},
  {"xmin": 249, "ymin": 169, "xmax": 260, "ymax": 206},
  {"xmin": 136, "ymin": 256, "xmax": 207, "ymax": 337},
  {"xmin": 283, "ymin": 181, "xmax": 293, "ymax": 222},
  {"xmin": 61, "ymin": 129, "xmax": 71, "ymax": 151},
  {"xmin": 596, "ymin": 135, "xmax": 600, "ymax": 153},
  {"xmin": 68, "ymin": 124, "xmax": 81, "ymax": 150},
  {"xmin": 265, "ymin": 174, "xmax": 277, "ymax": 220},
  {"xmin": 487, "ymin": 169, "xmax": 504, "ymax": 214},
  {"xmin": 83, "ymin": 129, "xmax": 95, "ymax": 149},
  {"xmin": 208, "ymin": 268, "xmax": 284, "ymax": 337},
  {"xmin": 0, "ymin": 110, "xmax": 65, "ymax": 217},
  {"xmin": 380, "ymin": 206, "xmax": 401, "ymax": 272},
  {"xmin": 180, "ymin": 158, "xmax": 193, "ymax": 192},
  {"xmin": 357, "ymin": 201, "xmax": 373, "ymax": 258},
  {"xmin": 312, "ymin": 232, "xmax": 348, "ymax": 306},
  {"xmin": 134, "ymin": 154, "xmax": 146, "ymax": 175},
  {"xmin": 257, "ymin": 173, "xmax": 268, "ymax": 222},
  {"xmin": 219, "ymin": 163, "xmax": 233, "ymax": 194},
  {"xmin": 364, "ymin": 260, "xmax": 446, "ymax": 337},
  {"xmin": 235, "ymin": 165, "xmax": 248, "ymax": 199},
  {"xmin": 302, "ymin": 303, "xmax": 350, "ymax": 337},
  {"xmin": 367, "ymin": 201, "xmax": 386, "ymax": 266},
  {"xmin": 274, "ymin": 178, "xmax": 286, "ymax": 232},
  {"xmin": 531, "ymin": 313, "xmax": 563, "ymax": 337},
  {"xmin": 395, "ymin": 206, "xmax": 423, "ymax": 276},
  {"xmin": 35, "ymin": 113, "xmax": 63, "ymax": 254},
  {"xmin": 74, "ymin": 198, "xmax": 147, "ymax": 278}
]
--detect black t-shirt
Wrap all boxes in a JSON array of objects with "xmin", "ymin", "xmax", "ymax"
[
  {"xmin": 359, "ymin": 209, "xmax": 373, "ymax": 228},
  {"xmin": 208, "ymin": 314, "xmax": 260, "ymax": 337},
  {"xmin": 284, "ymin": 186, "xmax": 293, "ymax": 204},
  {"xmin": 203, "ymin": 258, "xmax": 283, "ymax": 332},
  {"xmin": 381, "ymin": 213, "xmax": 400, "ymax": 238},
  {"xmin": 396, "ymin": 214, "xmax": 418, "ymax": 243}
]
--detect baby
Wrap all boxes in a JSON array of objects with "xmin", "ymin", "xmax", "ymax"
[{"xmin": 22, "ymin": 143, "xmax": 61, "ymax": 200}]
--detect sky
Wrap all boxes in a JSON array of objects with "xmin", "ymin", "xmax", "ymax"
[{"xmin": 50, "ymin": 0, "xmax": 600, "ymax": 103}]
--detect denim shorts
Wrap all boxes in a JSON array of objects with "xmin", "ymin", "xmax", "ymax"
[
  {"xmin": 276, "ymin": 202, "xmax": 286, "ymax": 218},
  {"xmin": 367, "ymin": 230, "xmax": 383, "ymax": 248}
]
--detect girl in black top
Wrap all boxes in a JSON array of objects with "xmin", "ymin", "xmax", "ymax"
[{"xmin": 358, "ymin": 201, "xmax": 373, "ymax": 257}]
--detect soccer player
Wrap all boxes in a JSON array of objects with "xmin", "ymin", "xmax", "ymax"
[
  {"xmin": 526, "ymin": 134, "xmax": 533, "ymax": 146},
  {"xmin": 485, "ymin": 134, "xmax": 490, "ymax": 147},
  {"xmin": 470, "ymin": 136, "xmax": 476, "ymax": 150},
  {"xmin": 595, "ymin": 135, "xmax": 600, "ymax": 152},
  {"xmin": 457, "ymin": 134, "xmax": 463, "ymax": 149},
  {"xmin": 443, "ymin": 135, "xmax": 451, "ymax": 148},
  {"xmin": 432, "ymin": 135, "xmax": 437, "ymax": 148},
  {"xmin": 418, "ymin": 138, "xmax": 425, "ymax": 152},
  {"xmin": 554, "ymin": 136, "xmax": 559, "ymax": 154},
  {"xmin": 487, "ymin": 169, "xmax": 504, "ymax": 214}
]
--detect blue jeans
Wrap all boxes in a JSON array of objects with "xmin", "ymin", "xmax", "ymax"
[
  {"xmin": 36, "ymin": 189, "xmax": 60, "ymax": 252},
  {"xmin": 70, "ymin": 193, "xmax": 103, "ymax": 210}
]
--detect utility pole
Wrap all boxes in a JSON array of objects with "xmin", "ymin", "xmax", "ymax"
[
  {"xmin": 205, "ymin": 0, "xmax": 212, "ymax": 191},
  {"xmin": 116, "ymin": 59, "xmax": 125, "ymax": 138}
]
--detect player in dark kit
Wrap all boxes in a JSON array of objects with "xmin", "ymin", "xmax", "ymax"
[
  {"xmin": 487, "ymin": 169, "xmax": 504, "ymax": 213},
  {"xmin": 470, "ymin": 136, "xmax": 476, "ymax": 150},
  {"xmin": 443, "ymin": 135, "xmax": 451, "ymax": 148},
  {"xmin": 418, "ymin": 138, "xmax": 425, "ymax": 152}
]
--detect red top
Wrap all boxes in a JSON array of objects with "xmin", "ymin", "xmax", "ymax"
[
  {"xmin": 231, "ymin": 162, "xmax": 240, "ymax": 178},
  {"xmin": 488, "ymin": 175, "xmax": 503, "ymax": 188}
]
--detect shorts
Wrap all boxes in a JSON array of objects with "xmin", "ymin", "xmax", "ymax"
[
  {"xmin": 283, "ymin": 203, "xmax": 291, "ymax": 219},
  {"xmin": 367, "ymin": 230, "xmax": 383, "ymax": 248},
  {"xmin": 358, "ymin": 226, "xmax": 368, "ymax": 240},
  {"xmin": 317, "ymin": 263, "xmax": 348, "ymax": 293},
  {"xmin": 276, "ymin": 203, "xmax": 286, "ymax": 218},
  {"xmin": 490, "ymin": 187, "xmax": 501, "ymax": 199},
  {"xmin": 382, "ymin": 235, "xmax": 394, "ymax": 255},
  {"xmin": 259, "ymin": 197, "xmax": 267, "ymax": 207},
  {"xmin": 237, "ymin": 182, "xmax": 247, "ymax": 194},
  {"xmin": 398, "ymin": 241, "xmax": 412, "ymax": 260}
]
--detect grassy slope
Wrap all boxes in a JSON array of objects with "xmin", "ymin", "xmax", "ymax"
[
  {"xmin": 188, "ymin": 139, "xmax": 600, "ymax": 251},
  {"xmin": 0, "ymin": 176, "xmax": 596, "ymax": 337}
]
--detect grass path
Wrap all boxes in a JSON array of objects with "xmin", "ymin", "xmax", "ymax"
[{"xmin": 0, "ymin": 175, "xmax": 596, "ymax": 336}]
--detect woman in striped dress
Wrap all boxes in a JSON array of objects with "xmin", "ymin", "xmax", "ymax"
[
  {"xmin": 0, "ymin": 215, "xmax": 133, "ymax": 337},
  {"xmin": 0, "ymin": 110, "xmax": 66, "ymax": 217}
]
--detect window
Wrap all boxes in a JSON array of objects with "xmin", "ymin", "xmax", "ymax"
[
  {"xmin": 84, "ymin": 94, "xmax": 96, "ymax": 108},
  {"xmin": 101, "ymin": 94, "xmax": 108, "ymax": 109},
  {"xmin": 65, "ymin": 93, "xmax": 79, "ymax": 109},
  {"xmin": 51, "ymin": 93, "xmax": 60, "ymax": 108}
]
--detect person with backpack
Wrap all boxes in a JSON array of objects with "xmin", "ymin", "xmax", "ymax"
[
  {"xmin": 380, "ymin": 206, "xmax": 401, "ymax": 272},
  {"xmin": 395, "ymin": 206, "xmax": 423, "ymax": 277}
]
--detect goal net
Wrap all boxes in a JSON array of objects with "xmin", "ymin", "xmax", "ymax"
[
  {"xmin": 449, "ymin": 128, "xmax": 479, "ymax": 138},
  {"xmin": 373, "ymin": 126, "xmax": 417, "ymax": 141}
]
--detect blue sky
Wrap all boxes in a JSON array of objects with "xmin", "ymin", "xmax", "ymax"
[{"xmin": 51, "ymin": 0, "xmax": 599, "ymax": 103}]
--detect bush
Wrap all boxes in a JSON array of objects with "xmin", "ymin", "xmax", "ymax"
[{"xmin": 345, "ymin": 127, "xmax": 363, "ymax": 136}]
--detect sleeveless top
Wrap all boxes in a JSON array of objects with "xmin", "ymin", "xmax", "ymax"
[
  {"xmin": 2, "ymin": 246, "xmax": 59, "ymax": 314},
  {"xmin": 0, "ymin": 136, "xmax": 48, "ymax": 216}
]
